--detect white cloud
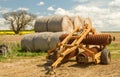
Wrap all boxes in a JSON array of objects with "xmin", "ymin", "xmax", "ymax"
[
  {"xmin": 37, "ymin": 1, "xmax": 45, "ymax": 6},
  {"xmin": 0, "ymin": 7, "xmax": 11, "ymax": 14},
  {"xmin": 47, "ymin": 6, "xmax": 55, "ymax": 11},
  {"xmin": 109, "ymin": 0, "xmax": 120, "ymax": 7},
  {"xmin": 17, "ymin": 7, "xmax": 29, "ymax": 11},
  {"xmin": 0, "ymin": 18, "xmax": 9, "ymax": 30},
  {"xmin": 54, "ymin": 8, "xmax": 74, "ymax": 16},
  {"xmin": 54, "ymin": 6, "xmax": 109, "ymax": 18},
  {"xmin": 73, "ymin": 0, "xmax": 89, "ymax": 3},
  {"xmin": 74, "ymin": 5, "xmax": 107, "ymax": 13},
  {"xmin": 36, "ymin": 16, "xmax": 43, "ymax": 19},
  {"xmin": 0, "ymin": 18, "xmax": 5, "ymax": 25}
]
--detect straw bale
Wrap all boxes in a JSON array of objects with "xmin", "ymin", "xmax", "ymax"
[
  {"xmin": 49, "ymin": 32, "xmax": 67, "ymax": 49},
  {"xmin": 33, "ymin": 32, "xmax": 53, "ymax": 51},
  {"xmin": 48, "ymin": 15, "xmax": 73, "ymax": 32},
  {"xmin": 34, "ymin": 16, "xmax": 51, "ymax": 32},
  {"xmin": 21, "ymin": 34, "xmax": 35, "ymax": 51},
  {"xmin": 71, "ymin": 16, "xmax": 84, "ymax": 29}
]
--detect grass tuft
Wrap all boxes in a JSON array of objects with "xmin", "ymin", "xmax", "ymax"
[{"xmin": 0, "ymin": 42, "xmax": 46, "ymax": 62}]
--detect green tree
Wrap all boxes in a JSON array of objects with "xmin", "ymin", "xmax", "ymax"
[{"xmin": 3, "ymin": 10, "xmax": 36, "ymax": 34}]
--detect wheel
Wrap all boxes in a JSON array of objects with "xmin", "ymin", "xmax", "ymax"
[
  {"xmin": 76, "ymin": 54, "xmax": 88, "ymax": 64},
  {"xmin": 101, "ymin": 48, "xmax": 111, "ymax": 64}
]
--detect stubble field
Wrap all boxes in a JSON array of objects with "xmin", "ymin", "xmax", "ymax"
[{"xmin": 0, "ymin": 32, "xmax": 120, "ymax": 77}]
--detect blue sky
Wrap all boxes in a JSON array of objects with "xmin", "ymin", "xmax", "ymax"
[
  {"xmin": 0, "ymin": 0, "xmax": 76, "ymax": 16},
  {"xmin": 0, "ymin": 0, "xmax": 120, "ymax": 31}
]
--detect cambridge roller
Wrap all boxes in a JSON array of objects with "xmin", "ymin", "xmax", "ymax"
[{"xmin": 46, "ymin": 17, "xmax": 115, "ymax": 74}]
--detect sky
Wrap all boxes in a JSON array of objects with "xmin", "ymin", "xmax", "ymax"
[{"xmin": 0, "ymin": 0, "xmax": 120, "ymax": 31}]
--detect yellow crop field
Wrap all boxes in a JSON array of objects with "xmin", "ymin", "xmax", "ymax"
[{"xmin": 0, "ymin": 30, "xmax": 34, "ymax": 35}]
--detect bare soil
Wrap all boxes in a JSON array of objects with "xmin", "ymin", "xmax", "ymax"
[{"xmin": 0, "ymin": 57, "xmax": 120, "ymax": 77}]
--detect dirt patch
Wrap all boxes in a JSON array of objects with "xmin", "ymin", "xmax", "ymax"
[{"xmin": 0, "ymin": 57, "xmax": 120, "ymax": 77}]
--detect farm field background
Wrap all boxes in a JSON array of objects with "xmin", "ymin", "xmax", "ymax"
[{"xmin": 0, "ymin": 32, "xmax": 120, "ymax": 77}]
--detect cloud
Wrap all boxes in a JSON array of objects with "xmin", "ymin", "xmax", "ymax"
[
  {"xmin": 54, "ymin": 8, "xmax": 74, "ymax": 16},
  {"xmin": 73, "ymin": 0, "xmax": 89, "ymax": 3},
  {"xmin": 109, "ymin": 0, "xmax": 120, "ymax": 7},
  {"xmin": 54, "ymin": 6, "xmax": 108, "ymax": 17},
  {"xmin": 17, "ymin": 7, "xmax": 29, "ymax": 11},
  {"xmin": 74, "ymin": 5, "xmax": 107, "ymax": 12},
  {"xmin": 0, "ymin": 7, "xmax": 11, "ymax": 14},
  {"xmin": 0, "ymin": 18, "xmax": 5, "ymax": 25},
  {"xmin": 37, "ymin": 1, "xmax": 45, "ymax": 6},
  {"xmin": 0, "ymin": 18, "xmax": 9, "ymax": 30},
  {"xmin": 47, "ymin": 6, "xmax": 55, "ymax": 11}
]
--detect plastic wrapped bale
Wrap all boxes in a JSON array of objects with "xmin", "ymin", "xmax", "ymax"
[
  {"xmin": 49, "ymin": 32, "xmax": 68, "ymax": 49},
  {"xmin": 21, "ymin": 34, "xmax": 35, "ymax": 51},
  {"xmin": 34, "ymin": 16, "xmax": 52, "ymax": 32},
  {"xmin": 33, "ymin": 32, "xmax": 53, "ymax": 51},
  {"xmin": 71, "ymin": 16, "xmax": 84, "ymax": 29},
  {"xmin": 48, "ymin": 15, "xmax": 73, "ymax": 32}
]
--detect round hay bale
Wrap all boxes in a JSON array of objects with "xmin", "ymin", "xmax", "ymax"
[
  {"xmin": 48, "ymin": 15, "xmax": 73, "ymax": 32},
  {"xmin": 71, "ymin": 16, "xmax": 84, "ymax": 29},
  {"xmin": 21, "ymin": 34, "xmax": 35, "ymax": 51},
  {"xmin": 49, "ymin": 32, "xmax": 68, "ymax": 49},
  {"xmin": 34, "ymin": 16, "xmax": 51, "ymax": 32},
  {"xmin": 33, "ymin": 32, "xmax": 53, "ymax": 51}
]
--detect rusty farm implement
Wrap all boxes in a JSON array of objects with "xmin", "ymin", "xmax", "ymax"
[{"xmin": 46, "ymin": 18, "xmax": 115, "ymax": 73}]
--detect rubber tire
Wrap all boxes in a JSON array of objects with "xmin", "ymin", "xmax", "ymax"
[{"xmin": 101, "ymin": 48, "xmax": 111, "ymax": 64}]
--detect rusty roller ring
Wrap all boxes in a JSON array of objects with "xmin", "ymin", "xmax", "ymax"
[
  {"xmin": 82, "ymin": 34, "xmax": 112, "ymax": 45},
  {"xmin": 59, "ymin": 34, "xmax": 113, "ymax": 45}
]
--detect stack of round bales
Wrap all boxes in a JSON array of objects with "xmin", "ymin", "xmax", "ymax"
[
  {"xmin": 34, "ymin": 15, "xmax": 73, "ymax": 32},
  {"xmin": 71, "ymin": 16, "xmax": 84, "ymax": 29},
  {"xmin": 21, "ymin": 32, "xmax": 67, "ymax": 51},
  {"xmin": 21, "ymin": 32, "xmax": 52, "ymax": 51},
  {"xmin": 21, "ymin": 15, "xmax": 85, "ymax": 51}
]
